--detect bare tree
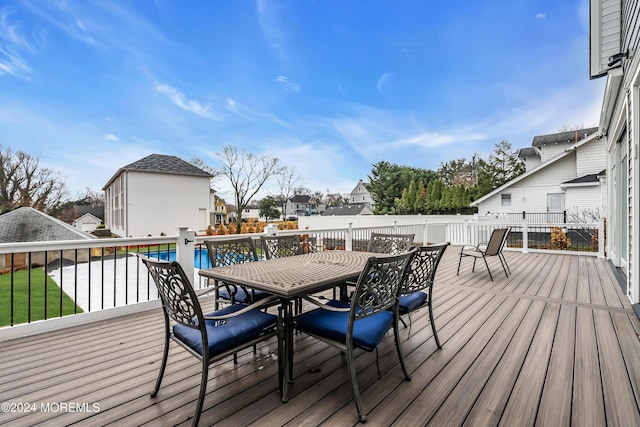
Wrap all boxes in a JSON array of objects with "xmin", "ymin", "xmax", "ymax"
[
  {"xmin": 0, "ymin": 144, "xmax": 69, "ymax": 214},
  {"xmin": 216, "ymin": 146, "xmax": 283, "ymax": 230},
  {"xmin": 276, "ymin": 165, "xmax": 301, "ymax": 220},
  {"xmin": 190, "ymin": 156, "xmax": 220, "ymax": 188}
]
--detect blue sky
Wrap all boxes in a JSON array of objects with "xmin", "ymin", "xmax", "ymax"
[{"xmin": 0, "ymin": 0, "xmax": 604, "ymax": 202}]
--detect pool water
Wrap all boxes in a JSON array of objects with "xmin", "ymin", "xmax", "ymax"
[{"xmin": 150, "ymin": 249, "xmax": 213, "ymax": 269}]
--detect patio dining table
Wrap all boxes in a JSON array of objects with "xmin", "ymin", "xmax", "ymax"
[{"xmin": 198, "ymin": 249, "xmax": 381, "ymax": 402}]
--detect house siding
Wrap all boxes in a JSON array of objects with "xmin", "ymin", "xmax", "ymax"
[
  {"xmin": 576, "ymin": 139, "xmax": 607, "ymax": 176},
  {"xmin": 591, "ymin": 0, "xmax": 622, "ymax": 77},
  {"xmin": 476, "ymin": 153, "xmax": 579, "ymax": 214},
  {"xmin": 596, "ymin": 0, "xmax": 639, "ymax": 303}
]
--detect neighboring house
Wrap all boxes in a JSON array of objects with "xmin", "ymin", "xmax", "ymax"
[
  {"xmin": 322, "ymin": 203, "xmax": 373, "ymax": 216},
  {"xmin": 0, "ymin": 207, "xmax": 95, "ymax": 269},
  {"xmin": 241, "ymin": 205, "xmax": 261, "ymax": 221},
  {"xmin": 210, "ymin": 192, "xmax": 228, "ymax": 225},
  {"xmin": 73, "ymin": 213, "xmax": 102, "ymax": 232},
  {"xmin": 103, "ymin": 154, "xmax": 213, "ymax": 237},
  {"xmin": 349, "ymin": 180, "xmax": 375, "ymax": 210},
  {"xmin": 472, "ymin": 128, "xmax": 606, "ymax": 221},
  {"xmin": 285, "ymin": 195, "xmax": 324, "ymax": 218},
  {"xmin": 590, "ymin": 0, "xmax": 639, "ymax": 306}
]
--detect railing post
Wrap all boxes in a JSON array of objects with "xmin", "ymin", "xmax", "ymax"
[
  {"xmin": 177, "ymin": 227, "xmax": 195, "ymax": 284},
  {"xmin": 392, "ymin": 220, "xmax": 398, "ymax": 233},
  {"xmin": 423, "ymin": 220, "xmax": 428, "ymax": 245},
  {"xmin": 598, "ymin": 218, "xmax": 605, "ymax": 258},
  {"xmin": 522, "ymin": 219, "xmax": 529, "ymax": 253},
  {"xmin": 345, "ymin": 222, "xmax": 353, "ymax": 251},
  {"xmin": 265, "ymin": 224, "xmax": 277, "ymax": 236}
]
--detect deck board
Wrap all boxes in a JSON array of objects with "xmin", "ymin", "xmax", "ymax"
[{"xmin": 1, "ymin": 249, "xmax": 640, "ymax": 427}]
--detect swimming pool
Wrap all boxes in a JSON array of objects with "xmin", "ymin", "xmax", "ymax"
[{"xmin": 149, "ymin": 248, "xmax": 214, "ymax": 269}]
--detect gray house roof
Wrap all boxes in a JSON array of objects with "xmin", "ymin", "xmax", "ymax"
[
  {"xmin": 0, "ymin": 207, "xmax": 96, "ymax": 242},
  {"xmin": 103, "ymin": 154, "xmax": 212, "ymax": 189},
  {"xmin": 532, "ymin": 127, "xmax": 598, "ymax": 147},
  {"xmin": 561, "ymin": 170, "xmax": 606, "ymax": 185},
  {"xmin": 518, "ymin": 147, "xmax": 540, "ymax": 159},
  {"xmin": 321, "ymin": 204, "xmax": 373, "ymax": 216}
]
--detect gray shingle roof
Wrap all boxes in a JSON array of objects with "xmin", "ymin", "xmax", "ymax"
[
  {"xmin": 532, "ymin": 127, "xmax": 598, "ymax": 147},
  {"xmin": 321, "ymin": 204, "xmax": 372, "ymax": 216},
  {"xmin": 122, "ymin": 154, "xmax": 212, "ymax": 176},
  {"xmin": 103, "ymin": 154, "xmax": 212, "ymax": 189},
  {"xmin": 518, "ymin": 147, "xmax": 540, "ymax": 158},
  {"xmin": 562, "ymin": 170, "xmax": 606, "ymax": 185},
  {"xmin": 0, "ymin": 207, "xmax": 96, "ymax": 242}
]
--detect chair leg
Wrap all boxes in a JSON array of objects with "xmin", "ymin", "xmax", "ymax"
[
  {"xmin": 405, "ymin": 313, "xmax": 413, "ymax": 340},
  {"xmin": 499, "ymin": 253, "xmax": 511, "ymax": 276},
  {"xmin": 481, "ymin": 254, "xmax": 493, "ymax": 281},
  {"xmin": 428, "ymin": 299, "xmax": 441, "ymax": 349},
  {"xmin": 393, "ymin": 318, "xmax": 411, "ymax": 381},
  {"xmin": 346, "ymin": 344, "xmax": 367, "ymax": 423},
  {"xmin": 192, "ymin": 357, "xmax": 208, "ymax": 427},
  {"xmin": 151, "ymin": 321, "xmax": 170, "ymax": 398},
  {"xmin": 456, "ymin": 251, "xmax": 463, "ymax": 275}
]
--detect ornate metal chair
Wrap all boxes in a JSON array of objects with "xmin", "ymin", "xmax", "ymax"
[
  {"xmin": 260, "ymin": 235, "xmax": 303, "ymax": 259},
  {"xmin": 399, "ymin": 243, "xmax": 450, "ymax": 345},
  {"xmin": 260, "ymin": 235, "xmax": 304, "ymax": 313},
  {"xmin": 367, "ymin": 232, "xmax": 415, "ymax": 254},
  {"xmin": 339, "ymin": 232, "xmax": 415, "ymax": 301},
  {"xmin": 294, "ymin": 249, "xmax": 417, "ymax": 423},
  {"xmin": 457, "ymin": 227, "xmax": 511, "ymax": 281},
  {"xmin": 140, "ymin": 255, "xmax": 279, "ymax": 427},
  {"xmin": 204, "ymin": 237, "xmax": 271, "ymax": 309}
]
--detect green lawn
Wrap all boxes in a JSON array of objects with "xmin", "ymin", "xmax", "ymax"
[{"xmin": 0, "ymin": 267, "xmax": 82, "ymax": 327}]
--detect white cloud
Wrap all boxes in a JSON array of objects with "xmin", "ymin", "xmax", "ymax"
[
  {"xmin": 0, "ymin": 7, "xmax": 33, "ymax": 78},
  {"xmin": 536, "ymin": 13, "xmax": 547, "ymax": 19},
  {"xmin": 275, "ymin": 75, "xmax": 299, "ymax": 92},
  {"xmin": 376, "ymin": 72, "xmax": 393, "ymax": 95},
  {"xmin": 394, "ymin": 132, "xmax": 484, "ymax": 148},
  {"xmin": 256, "ymin": 0, "xmax": 287, "ymax": 60},
  {"xmin": 105, "ymin": 133, "xmax": 118, "ymax": 141},
  {"xmin": 155, "ymin": 83, "xmax": 221, "ymax": 120}
]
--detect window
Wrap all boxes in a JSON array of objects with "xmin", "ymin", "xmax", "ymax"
[
  {"xmin": 501, "ymin": 194, "xmax": 511, "ymax": 206},
  {"xmin": 547, "ymin": 193, "xmax": 565, "ymax": 212}
]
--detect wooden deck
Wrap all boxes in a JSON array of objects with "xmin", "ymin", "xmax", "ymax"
[{"xmin": 1, "ymin": 249, "xmax": 640, "ymax": 426}]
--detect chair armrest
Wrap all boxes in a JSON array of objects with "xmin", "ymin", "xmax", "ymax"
[{"xmin": 202, "ymin": 295, "xmax": 279, "ymax": 320}]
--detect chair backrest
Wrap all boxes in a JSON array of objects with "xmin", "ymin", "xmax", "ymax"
[
  {"xmin": 367, "ymin": 232, "xmax": 415, "ymax": 254},
  {"xmin": 401, "ymin": 243, "xmax": 450, "ymax": 295},
  {"xmin": 350, "ymin": 249, "xmax": 417, "ymax": 321},
  {"xmin": 484, "ymin": 228, "xmax": 510, "ymax": 257},
  {"xmin": 204, "ymin": 237, "xmax": 259, "ymax": 267},
  {"xmin": 260, "ymin": 235, "xmax": 303, "ymax": 259},
  {"xmin": 140, "ymin": 255, "xmax": 204, "ymax": 330}
]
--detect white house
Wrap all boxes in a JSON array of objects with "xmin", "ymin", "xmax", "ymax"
[
  {"xmin": 471, "ymin": 128, "xmax": 606, "ymax": 222},
  {"xmin": 103, "ymin": 154, "xmax": 213, "ymax": 237},
  {"xmin": 73, "ymin": 213, "xmax": 102, "ymax": 232},
  {"xmin": 590, "ymin": 0, "xmax": 639, "ymax": 307},
  {"xmin": 284, "ymin": 195, "xmax": 323, "ymax": 218},
  {"xmin": 349, "ymin": 179, "xmax": 375, "ymax": 209}
]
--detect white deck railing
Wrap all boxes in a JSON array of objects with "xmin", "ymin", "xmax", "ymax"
[{"xmin": 0, "ymin": 220, "xmax": 605, "ymax": 338}]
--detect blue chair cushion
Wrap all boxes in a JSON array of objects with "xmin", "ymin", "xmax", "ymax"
[
  {"xmin": 295, "ymin": 300, "xmax": 394, "ymax": 352},
  {"xmin": 173, "ymin": 304, "xmax": 277, "ymax": 357},
  {"xmin": 218, "ymin": 285, "xmax": 271, "ymax": 304},
  {"xmin": 398, "ymin": 291, "xmax": 428, "ymax": 315}
]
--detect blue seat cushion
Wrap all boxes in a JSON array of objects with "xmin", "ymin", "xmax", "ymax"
[
  {"xmin": 218, "ymin": 285, "xmax": 271, "ymax": 304},
  {"xmin": 173, "ymin": 304, "xmax": 277, "ymax": 357},
  {"xmin": 295, "ymin": 300, "xmax": 394, "ymax": 352},
  {"xmin": 398, "ymin": 292, "xmax": 428, "ymax": 315}
]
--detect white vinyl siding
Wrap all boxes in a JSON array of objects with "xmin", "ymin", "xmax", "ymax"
[{"xmin": 590, "ymin": 0, "xmax": 622, "ymax": 78}]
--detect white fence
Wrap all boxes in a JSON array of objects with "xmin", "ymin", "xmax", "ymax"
[{"xmin": 0, "ymin": 219, "xmax": 604, "ymax": 338}]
